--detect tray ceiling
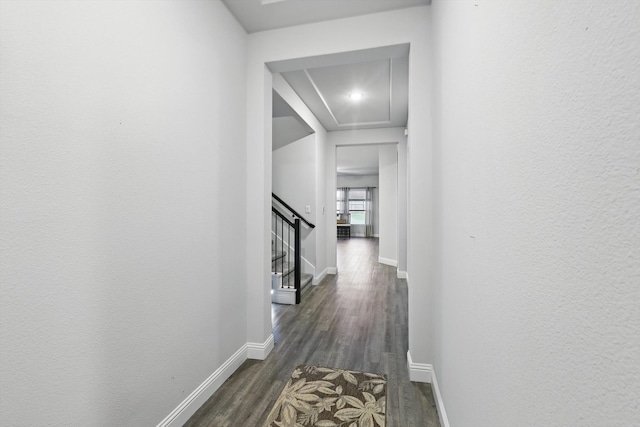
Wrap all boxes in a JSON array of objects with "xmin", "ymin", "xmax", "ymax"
[{"xmin": 274, "ymin": 44, "xmax": 409, "ymax": 132}]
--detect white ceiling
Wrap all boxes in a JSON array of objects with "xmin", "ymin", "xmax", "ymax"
[
  {"xmin": 280, "ymin": 54, "xmax": 408, "ymax": 132},
  {"xmin": 337, "ymin": 145, "xmax": 381, "ymax": 176},
  {"xmin": 221, "ymin": 0, "xmax": 430, "ymax": 34},
  {"xmin": 271, "ymin": 44, "xmax": 409, "ymax": 133}
]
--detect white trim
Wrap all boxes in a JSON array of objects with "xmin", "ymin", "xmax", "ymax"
[
  {"xmin": 272, "ymin": 287, "xmax": 296, "ymax": 305},
  {"xmin": 302, "ymin": 256, "xmax": 315, "ymax": 276},
  {"xmin": 156, "ymin": 345, "xmax": 248, "ymax": 427},
  {"xmin": 327, "ymin": 267, "xmax": 337, "ymax": 275},
  {"xmin": 397, "ymin": 270, "xmax": 407, "ymax": 279},
  {"xmin": 304, "ymin": 69, "xmax": 340, "ymax": 127},
  {"xmin": 378, "ymin": 256, "xmax": 398, "ymax": 267},
  {"xmin": 247, "ymin": 334, "xmax": 275, "ymax": 360},
  {"xmin": 430, "ymin": 369, "xmax": 450, "ymax": 427},
  {"xmin": 407, "ymin": 350, "xmax": 432, "ymax": 383},
  {"xmin": 313, "ymin": 267, "xmax": 329, "ymax": 285},
  {"xmin": 373, "ymin": 234, "xmax": 380, "ymax": 237}
]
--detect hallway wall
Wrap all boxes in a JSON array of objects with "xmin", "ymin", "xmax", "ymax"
[
  {"xmin": 378, "ymin": 145, "xmax": 398, "ymax": 266},
  {"xmin": 430, "ymin": 0, "xmax": 640, "ymax": 425},
  {"xmin": 272, "ymin": 133, "xmax": 317, "ymax": 272},
  {"xmin": 0, "ymin": 1, "xmax": 248, "ymax": 425}
]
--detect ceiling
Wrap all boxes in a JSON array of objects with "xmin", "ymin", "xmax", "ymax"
[
  {"xmin": 280, "ymin": 53, "xmax": 408, "ymax": 132},
  {"xmin": 221, "ymin": 0, "xmax": 430, "ymax": 34},
  {"xmin": 337, "ymin": 145, "xmax": 381, "ymax": 176},
  {"xmin": 270, "ymin": 44, "xmax": 409, "ymax": 133}
]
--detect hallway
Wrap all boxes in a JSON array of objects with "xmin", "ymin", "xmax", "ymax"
[{"xmin": 185, "ymin": 238, "xmax": 440, "ymax": 426}]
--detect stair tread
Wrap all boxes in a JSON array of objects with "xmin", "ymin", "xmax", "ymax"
[
  {"xmin": 279, "ymin": 272, "xmax": 313, "ymax": 289},
  {"xmin": 272, "ymin": 262, "xmax": 294, "ymax": 275},
  {"xmin": 271, "ymin": 250, "xmax": 286, "ymax": 262}
]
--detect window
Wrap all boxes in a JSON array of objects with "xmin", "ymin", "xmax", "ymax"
[
  {"xmin": 337, "ymin": 187, "xmax": 371, "ymax": 225},
  {"xmin": 348, "ymin": 188, "xmax": 366, "ymax": 225}
]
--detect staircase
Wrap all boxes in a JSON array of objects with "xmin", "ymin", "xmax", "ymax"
[
  {"xmin": 271, "ymin": 193, "xmax": 315, "ymax": 305},
  {"xmin": 271, "ymin": 249, "xmax": 313, "ymax": 305}
]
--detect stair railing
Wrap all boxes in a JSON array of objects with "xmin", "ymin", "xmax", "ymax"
[
  {"xmin": 271, "ymin": 193, "xmax": 315, "ymax": 304},
  {"xmin": 272, "ymin": 193, "xmax": 315, "ymax": 229},
  {"xmin": 272, "ymin": 207, "xmax": 300, "ymax": 303}
]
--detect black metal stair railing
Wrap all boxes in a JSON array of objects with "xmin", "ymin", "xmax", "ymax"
[
  {"xmin": 271, "ymin": 207, "xmax": 301, "ymax": 303},
  {"xmin": 271, "ymin": 193, "xmax": 314, "ymax": 304}
]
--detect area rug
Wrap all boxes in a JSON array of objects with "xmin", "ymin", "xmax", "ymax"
[{"xmin": 264, "ymin": 365, "xmax": 387, "ymax": 427}]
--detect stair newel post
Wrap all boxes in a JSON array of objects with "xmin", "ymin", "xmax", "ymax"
[
  {"xmin": 287, "ymin": 222, "xmax": 291, "ymax": 288},
  {"xmin": 280, "ymin": 216, "xmax": 284, "ymax": 286},
  {"xmin": 273, "ymin": 212, "xmax": 278, "ymax": 286},
  {"xmin": 294, "ymin": 218, "xmax": 301, "ymax": 304}
]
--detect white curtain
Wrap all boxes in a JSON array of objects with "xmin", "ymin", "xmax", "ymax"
[
  {"xmin": 336, "ymin": 187, "xmax": 349, "ymax": 215},
  {"xmin": 365, "ymin": 187, "xmax": 373, "ymax": 237},
  {"xmin": 336, "ymin": 187, "xmax": 348, "ymax": 220}
]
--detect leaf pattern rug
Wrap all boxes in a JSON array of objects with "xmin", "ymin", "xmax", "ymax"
[{"xmin": 264, "ymin": 365, "xmax": 387, "ymax": 427}]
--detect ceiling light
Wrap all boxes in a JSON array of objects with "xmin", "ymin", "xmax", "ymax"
[{"xmin": 349, "ymin": 92, "xmax": 364, "ymax": 101}]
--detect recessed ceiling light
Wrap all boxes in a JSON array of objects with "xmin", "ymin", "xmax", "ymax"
[{"xmin": 349, "ymin": 92, "xmax": 364, "ymax": 101}]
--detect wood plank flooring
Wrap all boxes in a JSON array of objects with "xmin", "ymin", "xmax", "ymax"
[{"xmin": 184, "ymin": 238, "xmax": 440, "ymax": 427}]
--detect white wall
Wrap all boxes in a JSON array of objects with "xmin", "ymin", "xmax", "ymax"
[
  {"xmin": 378, "ymin": 145, "xmax": 398, "ymax": 266},
  {"xmin": 0, "ymin": 1, "xmax": 248, "ymax": 425},
  {"xmin": 272, "ymin": 133, "xmax": 317, "ymax": 269},
  {"xmin": 431, "ymin": 0, "xmax": 640, "ymax": 426}
]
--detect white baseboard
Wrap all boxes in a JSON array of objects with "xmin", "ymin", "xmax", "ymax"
[
  {"xmin": 397, "ymin": 270, "xmax": 407, "ymax": 279},
  {"xmin": 157, "ymin": 345, "xmax": 248, "ymax": 427},
  {"xmin": 247, "ymin": 334, "xmax": 274, "ymax": 360},
  {"xmin": 430, "ymin": 369, "xmax": 450, "ymax": 427},
  {"xmin": 378, "ymin": 257, "xmax": 398, "ymax": 267},
  {"xmin": 327, "ymin": 267, "xmax": 337, "ymax": 275},
  {"xmin": 407, "ymin": 350, "xmax": 432, "ymax": 383},
  {"xmin": 314, "ymin": 267, "xmax": 328, "ymax": 285}
]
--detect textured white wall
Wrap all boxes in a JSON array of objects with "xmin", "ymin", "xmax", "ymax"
[
  {"xmin": 431, "ymin": 0, "xmax": 640, "ymax": 426},
  {"xmin": 0, "ymin": 1, "xmax": 248, "ymax": 425},
  {"xmin": 379, "ymin": 145, "xmax": 398, "ymax": 264}
]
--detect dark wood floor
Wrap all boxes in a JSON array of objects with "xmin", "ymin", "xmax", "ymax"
[{"xmin": 185, "ymin": 237, "xmax": 440, "ymax": 427}]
